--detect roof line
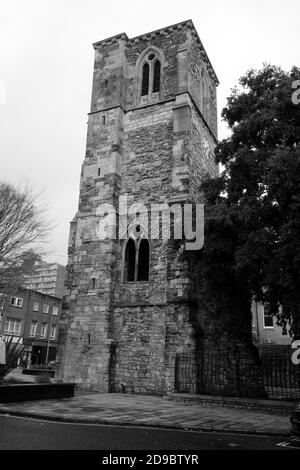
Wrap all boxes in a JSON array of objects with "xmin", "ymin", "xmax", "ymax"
[{"xmin": 92, "ymin": 19, "xmax": 219, "ymax": 84}]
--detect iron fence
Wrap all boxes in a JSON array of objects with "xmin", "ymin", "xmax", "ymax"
[{"xmin": 175, "ymin": 347, "xmax": 300, "ymax": 401}]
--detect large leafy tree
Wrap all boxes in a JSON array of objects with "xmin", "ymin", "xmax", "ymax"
[
  {"xmin": 197, "ymin": 65, "xmax": 300, "ymax": 341},
  {"xmin": 0, "ymin": 182, "xmax": 50, "ymax": 289}
]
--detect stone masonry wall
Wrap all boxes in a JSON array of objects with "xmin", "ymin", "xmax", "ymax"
[
  {"xmin": 112, "ymin": 305, "xmax": 166, "ymax": 394},
  {"xmin": 188, "ymin": 38, "xmax": 218, "ymax": 139},
  {"xmin": 189, "ymin": 103, "xmax": 218, "ymax": 201},
  {"xmin": 59, "ymin": 21, "xmax": 220, "ymax": 394}
]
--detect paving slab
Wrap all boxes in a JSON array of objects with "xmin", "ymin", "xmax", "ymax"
[{"xmin": 0, "ymin": 392, "xmax": 292, "ymax": 436}]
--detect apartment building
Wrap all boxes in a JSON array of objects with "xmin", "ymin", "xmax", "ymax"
[
  {"xmin": 252, "ymin": 301, "xmax": 292, "ymax": 346},
  {"xmin": 23, "ymin": 261, "xmax": 66, "ymax": 299},
  {"xmin": 0, "ymin": 287, "xmax": 62, "ymax": 365}
]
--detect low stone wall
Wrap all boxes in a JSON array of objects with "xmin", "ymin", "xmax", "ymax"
[
  {"xmin": 165, "ymin": 393, "xmax": 295, "ymax": 416},
  {"xmin": 0, "ymin": 383, "xmax": 75, "ymax": 403}
]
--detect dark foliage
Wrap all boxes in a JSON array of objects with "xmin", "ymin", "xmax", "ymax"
[{"xmin": 198, "ymin": 65, "xmax": 300, "ymax": 339}]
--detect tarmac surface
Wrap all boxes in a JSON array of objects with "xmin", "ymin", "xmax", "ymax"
[
  {"xmin": 1, "ymin": 414, "xmax": 296, "ymax": 450},
  {"xmin": 0, "ymin": 392, "xmax": 293, "ymax": 436}
]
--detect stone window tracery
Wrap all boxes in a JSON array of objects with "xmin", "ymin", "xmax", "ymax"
[
  {"xmin": 123, "ymin": 235, "xmax": 150, "ymax": 282},
  {"xmin": 139, "ymin": 50, "xmax": 162, "ymax": 98}
]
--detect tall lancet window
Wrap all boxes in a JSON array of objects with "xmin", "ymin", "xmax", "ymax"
[
  {"xmin": 137, "ymin": 238, "xmax": 150, "ymax": 281},
  {"xmin": 201, "ymin": 69, "xmax": 208, "ymax": 119},
  {"xmin": 123, "ymin": 236, "xmax": 150, "ymax": 282},
  {"xmin": 141, "ymin": 63, "xmax": 150, "ymax": 96},
  {"xmin": 124, "ymin": 238, "xmax": 136, "ymax": 282},
  {"xmin": 139, "ymin": 51, "xmax": 162, "ymax": 98},
  {"xmin": 152, "ymin": 60, "xmax": 161, "ymax": 93}
]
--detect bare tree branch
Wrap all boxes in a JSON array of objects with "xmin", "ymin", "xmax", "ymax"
[{"xmin": 0, "ymin": 182, "xmax": 52, "ymax": 289}]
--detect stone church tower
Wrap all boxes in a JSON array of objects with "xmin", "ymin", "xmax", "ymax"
[{"xmin": 58, "ymin": 20, "xmax": 219, "ymax": 394}]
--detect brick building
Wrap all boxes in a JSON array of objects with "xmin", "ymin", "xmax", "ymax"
[
  {"xmin": 252, "ymin": 302, "xmax": 291, "ymax": 346},
  {"xmin": 23, "ymin": 261, "xmax": 66, "ymax": 299},
  {"xmin": 0, "ymin": 287, "xmax": 62, "ymax": 364}
]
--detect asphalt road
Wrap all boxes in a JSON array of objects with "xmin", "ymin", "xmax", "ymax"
[{"xmin": 0, "ymin": 415, "xmax": 299, "ymax": 450}]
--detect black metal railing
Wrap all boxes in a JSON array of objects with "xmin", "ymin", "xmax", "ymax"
[{"xmin": 175, "ymin": 347, "xmax": 300, "ymax": 401}]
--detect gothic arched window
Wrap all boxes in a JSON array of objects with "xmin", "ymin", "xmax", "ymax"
[
  {"xmin": 137, "ymin": 238, "xmax": 150, "ymax": 281},
  {"xmin": 141, "ymin": 63, "xmax": 150, "ymax": 96},
  {"xmin": 201, "ymin": 69, "xmax": 209, "ymax": 120},
  {"xmin": 139, "ymin": 51, "xmax": 162, "ymax": 98},
  {"xmin": 123, "ymin": 236, "xmax": 150, "ymax": 282},
  {"xmin": 124, "ymin": 238, "xmax": 136, "ymax": 281},
  {"xmin": 152, "ymin": 60, "xmax": 161, "ymax": 93}
]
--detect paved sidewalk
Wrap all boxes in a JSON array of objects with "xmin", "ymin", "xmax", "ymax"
[{"xmin": 0, "ymin": 393, "xmax": 292, "ymax": 436}]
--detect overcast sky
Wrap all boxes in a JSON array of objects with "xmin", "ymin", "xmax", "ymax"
[{"xmin": 0, "ymin": 0, "xmax": 299, "ymax": 265}]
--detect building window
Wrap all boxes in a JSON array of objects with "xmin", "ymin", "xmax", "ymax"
[
  {"xmin": 152, "ymin": 60, "xmax": 161, "ymax": 93},
  {"xmin": 141, "ymin": 62, "xmax": 150, "ymax": 96},
  {"xmin": 90, "ymin": 277, "xmax": 96, "ymax": 290},
  {"xmin": 40, "ymin": 323, "xmax": 47, "ymax": 339},
  {"xmin": 124, "ymin": 238, "xmax": 136, "ymax": 282},
  {"xmin": 43, "ymin": 304, "xmax": 49, "ymax": 314},
  {"xmin": 50, "ymin": 325, "xmax": 56, "ymax": 340},
  {"xmin": 52, "ymin": 306, "xmax": 58, "ymax": 316},
  {"xmin": 4, "ymin": 318, "xmax": 22, "ymax": 335},
  {"xmin": 30, "ymin": 320, "xmax": 38, "ymax": 337},
  {"xmin": 140, "ymin": 51, "xmax": 162, "ymax": 98},
  {"xmin": 10, "ymin": 297, "xmax": 23, "ymax": 308},
  {"xmin": 33, "ymin": 301, "xmax": 39, "ymax": 312},
  {"xmin": 0, "ymin": 293, "xmax": 6, "ymax": 311},
  {"xmin": 137, "ymin": 238, "xmax": 150, "ymax": 281},
  {"xmin": 263, "ymin": 304, "xmax": 274, "ymax": 328},
  {"xmin": 201, "ymin": 69, "xmax": 208, "ymax": 120},
  {"xmin": 124, "ymin": 236, "xmax": 150, "ymax": 282}
]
